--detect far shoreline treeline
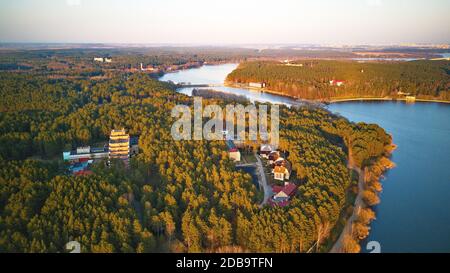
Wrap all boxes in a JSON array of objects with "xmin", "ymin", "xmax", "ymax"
[{"xmin": 225, "ymin": 60, "xmax": 450, "ymax": 103}]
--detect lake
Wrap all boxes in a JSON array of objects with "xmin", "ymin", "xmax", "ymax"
[
  {"xmin": 329, "ymin": 101, "xmax": 450, "ymax": 253},
  {"xmin": 160, "ymin": 64, "xmax": 300, "ymax": 106},
  {"xmin": 160, "ymin": 63, "xmax": 450, "ymax": 253}
]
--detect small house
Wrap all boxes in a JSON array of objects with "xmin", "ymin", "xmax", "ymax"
[
  {"xmin": 273, "ymin": 165, "xmax": 290, "ymax": 181},
  {"xmin": 249, "ymin": 82, "xmax": 266, "ymax": 88},
  {"xmin": 329, "ymin": 80, "xmax": 345, "ymax": 87},
  {"xmin": 405, "ymin": 96, "xmax": 416, "ymax": 102},
  {"xmin": 260, "ymin": 144, "xmax": 273, "ymax": 158},
  {"xmin": 268, "ymin": 151, "xmax": 280, "ymax": 164},
  {"xmin": 229, "ymin": 148, "xmax": 241, "ymax": 162},
  {"xmin": 273, "ymin": 157, "xmax": 290, "ymax": 167},
  {"xmin": 272, "ymin": 183, "xmax": 297, "ymax": 202},
  {"xmin": 227, "ymin": 140, "xmax": 241, "ymax": 162}
]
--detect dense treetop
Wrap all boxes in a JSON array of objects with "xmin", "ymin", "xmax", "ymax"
[{"xmin": 0, "ymin": 51, "xmax": 392, "ymax": 252}]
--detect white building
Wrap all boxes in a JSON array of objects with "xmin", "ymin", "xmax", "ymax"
[
  {"xmin": 273, "ymin": 166, "xmax": 290, "ymax": 181},
  {"xmin": 249, "ymin": 82, "xmax": 266, "ymax": 88},
  {"xmin": 260, "ymin": 144, "xmax": 273, "ymax": 159},
  {"xmin": 76, "ymin": 146, "xmax": 91, "ymax": 154},
  {"xmin": 94, "ymin": 57, "xmax": 112, "ymax": 63},
  {"xmin": 229, "ymin": 148, "xmax": 241, "ymax": 162}
]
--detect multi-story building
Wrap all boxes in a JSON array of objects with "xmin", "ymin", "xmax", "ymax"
[
  {"xmin": 109, "ymin": 129, "xmax": 130, "ymax": 166},
  {"xmin": 63, "ymin": 129, "xmax": 138, "ymax": 171}
]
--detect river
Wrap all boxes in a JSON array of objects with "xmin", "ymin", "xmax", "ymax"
[
  {"xmin": 160, "ymin": 63, "xmax": 300, "ymax": 106},
  {"xmin": 160, "ymin": 63, "xmax": 450, "ymax": 253}
]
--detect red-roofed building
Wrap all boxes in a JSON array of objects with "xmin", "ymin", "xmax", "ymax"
[
  {"xmin": 228, "ymin": 148, "xmax": 241, "ymax": 162},
  {"xmin": 272, "ymin": 185, "xmax": 284, "ymax": 194},
  {"xmin": 329, "ymin": 80, "xmax": 345, "ymax": 87},
  {"xmin": 271, "ymin": 183, "xmax": 297, "ymax": 205},
  {"xmin": 272, "ymin": 183, "xmax": 296, "ymax": 197},
  {"xmin": 74, "ymin": 170, "xmax": 94, "ymax": 176}
]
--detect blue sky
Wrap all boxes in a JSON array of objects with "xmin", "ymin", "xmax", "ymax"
[{"xmin": 0, "ymin": 0, "xmax": 449, "ymax": 44}]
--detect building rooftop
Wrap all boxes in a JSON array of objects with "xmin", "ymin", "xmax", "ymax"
[
  {"xmin": 226, "ymin": 140, "xmax": 236, "ymax": 150},
  {"xmin": 110, "ymin": 129, "xmax": 127, "ymax": 135},
  {"xmin": 272, "ymin": 183, "xmax": 296, "ymax": 196},
  {"xmin": 260, "ymin": 144, "xmax": 273, "ymax": 152},
  {"xmin": 274, "ymin": 165, "xmax": 287, "ymax": 174},
  {"xmin": 130, "ymin": 136, "xmax": 139, "ymax": 145}
]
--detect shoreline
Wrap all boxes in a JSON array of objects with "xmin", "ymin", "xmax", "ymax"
[
  {"xmin": 328, "ymin": 97, "xmax": 450, "ymax": 104},
  {"xmin": 223, "ymin": 82, "xmax": 322, "ymax": 103},
  {"xmin": 329, "ymin": 166, "xmax": 364, "ymax": 253},
  {"xmin": 163, "ymin": 63, "xmax": 444, "ymax": 252},
  {"xmin": 224, "ymin": 82, "xmax": 450, "ymax": 105},
  {"xmin": 164, "ymin": 62, "xmax": 450, "ymax": 105},
  {"xmin": 227, "ymin": 76, "xmax": 400, "ymax": 253},
  {"xmin": 330, "ymin": 144, "xmax": 396, "ymax": 253}
]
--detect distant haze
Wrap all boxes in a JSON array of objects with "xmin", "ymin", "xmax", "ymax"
[{"xmin": 0, "ymin": 0, "xmax": 449, "ymax": 45}]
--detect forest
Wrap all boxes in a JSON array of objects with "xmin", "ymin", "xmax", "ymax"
[
  {"xmin": 0, "ymin": 51, "xmax": 393, "ymax": 253},
  {"xmin": 226, "ymin": 60, "xmax": 450, "ymax": 101}
]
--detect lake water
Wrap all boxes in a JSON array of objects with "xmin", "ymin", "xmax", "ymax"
[
  {"xmin": 160, "ymin": 63, "xmax": 450, "ymax": 253},
  {"xmin": 329, "ymin": 101, "xmax": 450, "ymax": 253},
  {"xmin": 352, "ymin": 57, "xmax": 421, "ymax": 62},
  {"xmin": 160, "ymin": 63, "xmax": 300, "ymax": 106}
]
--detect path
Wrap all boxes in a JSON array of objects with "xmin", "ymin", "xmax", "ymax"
[
  {"xmin": 235, "ymin": 163, "xmax": 256, "ymax": 167},
  {"xmin": 254, "ymin": 153, "xmax": 272, "ymax": 207},
  {"xmin": 330, "ymin": 146, "xmax": 365, "ymax": 253},
  {"xmin": 236, "ymin": 154, "xmax": 271, "ymax": 207}
]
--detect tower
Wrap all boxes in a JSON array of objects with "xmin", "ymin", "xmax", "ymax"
[{"xmin": 109, "ymin": 129, "xmax": 130, "ymax": 167}]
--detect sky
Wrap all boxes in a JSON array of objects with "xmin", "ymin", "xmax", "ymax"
[{"xmin": 0, "ymin": 0, "xmax": 449, "ymax": 45}]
